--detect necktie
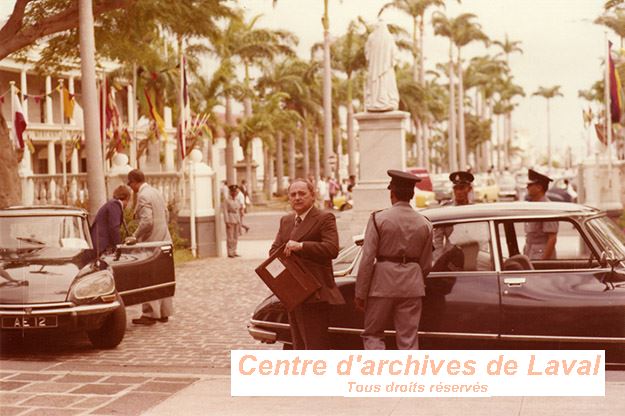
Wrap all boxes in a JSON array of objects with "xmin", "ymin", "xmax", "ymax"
[{"xmin": 295, "ymin": 216, "xmax": 302, "ymax": 227}]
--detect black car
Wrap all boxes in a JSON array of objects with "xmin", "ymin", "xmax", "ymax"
[
  {"xmin": 0, "ymin": 206, "xmax": 175, "ymax": 348},
  {"xmin": 248, "ymin": 202, "xmax": 625, "ymax": 361}
]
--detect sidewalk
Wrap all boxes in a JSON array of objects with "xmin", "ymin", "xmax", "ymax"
[{"xmin": 145, "ymin": 373, "xmax": 625, "ymax": 416}]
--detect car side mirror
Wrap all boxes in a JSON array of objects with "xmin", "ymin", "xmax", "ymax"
[{"xmin": 600, "ymin": 250, "xmax": 619, "ymax": 271}]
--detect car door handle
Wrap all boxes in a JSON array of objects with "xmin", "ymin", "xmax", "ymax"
[{"xmin": 504, "ymin": 277, "xmax": 526, "ymax": 287}]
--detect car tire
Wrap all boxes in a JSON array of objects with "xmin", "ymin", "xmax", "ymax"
[{"xmin": 87, "ymin": 295, "xmax": 126, "ymax": 349}]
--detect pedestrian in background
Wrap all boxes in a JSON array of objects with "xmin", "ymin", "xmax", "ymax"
[
  {"xmin": 90, "ymin": 185, "xmax": 131, "ymax": 255},
  {"xmin": 355, "ymin": 170, "xmax": 433, "ymax": 350},
  {"xmin": 235, "ymin": 185, "xmax": 250, "ymax": 233},
  {"xmin": 270, "ymin": 179, "xmax": 344, "ymax": 349},
  {"xmin": 125, "ymin": 169, "xmax": 174, "ymax": 325},
  {"xmin": 224, "ymin": 184, "xmax": 243, "ymax": 258}
]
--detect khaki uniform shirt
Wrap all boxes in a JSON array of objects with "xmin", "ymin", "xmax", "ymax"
[{"xmin": 356, "ymin": 201, "xmax": 433, "ymax": 298}]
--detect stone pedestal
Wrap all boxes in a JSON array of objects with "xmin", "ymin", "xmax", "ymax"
[
  {"xmin": 341, "ymin": 111, "xmax": 410, "ymax": 244},
  {"xmin": 178, "ymin": 215, "xmax": 218, "ymax": 257},
  {"xmin": 106, "ymin": 153, "xmax": 132, "ymax": 197},
  {"xmin": 579, "ymin": 156, "xmax": 623, "ymax": 219},
  {"xmin": 351, "ymin": 111, "xmax": 409, "ymax": 211},
  {"xmin": 178, "ymin": 149, "xmax": 218, "ymax": 257}
]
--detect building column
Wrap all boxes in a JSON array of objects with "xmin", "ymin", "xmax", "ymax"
[
  {"xmin": 68, "ymin": 76, "xmax": 75, "ymax": 125},
  {"xmin": 45, "ymin": 75, "xmax": 53, "ymax": 124},
  {"xmin": 47, "ymin": 140, "xmax": 57, "ymax": 202},
  {"xmin": 20, "ymin": 70, "xmax": 28, "ymax": 121}
]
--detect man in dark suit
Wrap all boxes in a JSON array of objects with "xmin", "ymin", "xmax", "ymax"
[
  {"xmin": 270, "ymin": 178, "xmax": 345, "ymax": 349},
  {"xmin": 90, "ymin": 185, "xmax": 131, "ymax": 255}
]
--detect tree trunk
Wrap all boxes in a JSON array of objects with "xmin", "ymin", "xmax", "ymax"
[
  {"xmin": 346, "ymin": 83, "xmax": 356, "ymax": 177},
  {"xmin": 79, "ymin": 0, "xmax": 106, "ymax": 217},
  {"xmin": 302, "ymin": 122, "xmax": 310, "ymax": 178},
  {"xmin": 263, "ymin": 145, "xmax": 271, "ymax": 199},
  {"xmin": 322, "ymin": 25, "xmax": 333, "ymax": 180},
  {"xmin": 276, "ymin": 132, "xmax": 285, "ymax": 196},
  {"xmin": 457, "ymin": 49, "xmax": 467, "ymax": 171},
  {"xmin": 0, "ymin": 114, "xmax": 21, "ymax": 208},
  {"xmin": 448, "ymin": 43, "xmax": 457, "ymax": 172},
  {"xmin": 244, "ymin": 145, "xmax": 253, "ymax": 203},
  {"xmin": 225, "ymin": 95, "xmax": 235, "ymax": 185},
  {"xmin": 313, "ymin": 128, "xmax": 320, "ymax": 183},
  {"xmin": 287, "ymin": 132, "xmax": 295, "ymax": 181}
]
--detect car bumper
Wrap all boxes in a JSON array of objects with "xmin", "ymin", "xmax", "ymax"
[{"xmin": 0, "ymin": 300, "xmax": 121, "ymax": 331}]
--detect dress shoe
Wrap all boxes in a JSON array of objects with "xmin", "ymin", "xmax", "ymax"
[
  {"xmin": 156, "ymin": 317, "xmax": 168, "ymax": 323},
  {"xmin": 234, "ymin": 254, "xmax": 241, "ymax": 257},
  {"xmin": 228, "ymin": 254, "xmax": 235, "ymax": 258},
  {"xmin": 132, "ymin": 316, "xmax": 156, "ymax": 325}
]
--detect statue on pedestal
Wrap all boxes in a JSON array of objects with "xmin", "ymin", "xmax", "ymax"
[{"xmin": 364, "ymin": 20, "xmax": 399, "ymax": 112}]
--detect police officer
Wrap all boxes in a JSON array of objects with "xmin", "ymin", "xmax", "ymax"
[
  {"xmin": 443, "ymin": 170, "xmax": 475, "ymax": 206},
  {"xmin": 434, "ymin": 171, "xmax": 475, "ymax": 263},
  {"xmin": 355, "ymin": 170, "xmax": 433, "ymax": 350},
  {"xmin": 524, "ymin": 169, "xmax": 558, "ymax": 260}
]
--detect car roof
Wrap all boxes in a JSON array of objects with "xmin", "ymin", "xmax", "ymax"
[
  {"xmin": 0, "ymin": 205, "xmax": 88, "ymax": 217},
  {"xmin": 422, "ymin": 201, "xmax": 600, "ymax": 223}
]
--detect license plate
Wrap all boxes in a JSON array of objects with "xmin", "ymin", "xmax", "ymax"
[{"xmin": 1, "ymin": 316, "xmax": 58, "ymax": 328}]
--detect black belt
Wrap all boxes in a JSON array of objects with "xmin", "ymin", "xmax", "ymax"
[{"xmin": 376, "ymin": 255, "xmax": 419, "ymax": 264}]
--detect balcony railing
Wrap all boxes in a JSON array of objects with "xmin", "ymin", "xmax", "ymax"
[{"xmin": 26, "ymin": 171, "xmax": 183, "ymax": 208}]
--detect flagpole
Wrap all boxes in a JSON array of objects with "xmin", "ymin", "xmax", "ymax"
[
  {"xmin": 59, "ymin": 79, "xmax": 68, "ymax": 205},
  {"xmin": 9, "ymin": 81, "xmax": 15, "ymax": 148},
  {"xmin": 606, "ymin": 33, "xmax": 613, "ymax": 186},
  {"xmin": 132, "ymin": 62, "xmax": 138, "ymax": 168}
]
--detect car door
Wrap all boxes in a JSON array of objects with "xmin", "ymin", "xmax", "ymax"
[
  {"xmin": 496, "ymin": 218, "xmax": 625, "ymax": 340},
  {"xmin": 102, "ymin": 242, "xmax": 175, "ymax": 306},
  {"xmin": 421, "ymin": 220, "xmax": 500, "ymax": 340}
]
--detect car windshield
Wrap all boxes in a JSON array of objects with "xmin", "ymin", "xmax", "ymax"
[
  {"xmin": 0, "ymin": 215, "xmax": 90, "ymax": 250},
  {"xmin": 586, "ymin": 217, "xmax": 625, "ymax": 261}
]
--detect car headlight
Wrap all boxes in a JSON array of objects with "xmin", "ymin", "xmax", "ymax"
[{"xmin": 69, "ymin": 270, "xmax": 115, "ymax": 302}]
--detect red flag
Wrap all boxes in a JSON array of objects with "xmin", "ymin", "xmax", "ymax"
[
  {"xmin": 609, "ymin": 41, "xmax": 623, "ymax": 123},
  {"xmin": 11, "ymin": 91, "xmax": 26, "ymax": 149}
]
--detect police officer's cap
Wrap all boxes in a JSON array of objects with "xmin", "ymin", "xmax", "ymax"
[
  {"xmin": 387, "ymin": 169, "xmax": 420, "ymax": 189},
  {"xmin": 449, "ymin": 171, "xmax": 474, "ymax": 186},
  {"xmin": 527, "ymin": 169, "xmax": 553, "ymax": 187}
]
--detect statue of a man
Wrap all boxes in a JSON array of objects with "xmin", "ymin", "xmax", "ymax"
[{"xmin": 364, "ymin": 20, "xmax": 399, "ymax": 112}]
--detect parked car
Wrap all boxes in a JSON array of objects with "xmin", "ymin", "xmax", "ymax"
[
  {"xmin": 0, "ymin": 206, "xmax": 175, "ymax": 349},
  {"xmin": 432, "ymin": 174, "xmax": 453, "ymax": 203},
  {"xmin": 407, "ymin": 167, "xmax": 433, "ymax": 192},
  {"xmin": 248, "ymin": 202, "xmax": 625, "ymax": 362},
  {"xmin": 547, "ymin": 177, "xmax": 578, "ymax": 203},
  {"xmin": 473, "ymin": 174, "xmax": 499, "ymax": 202},
  {"xmin": 497, "ymin": 173, "xmax": 517, "ymax": 201}
]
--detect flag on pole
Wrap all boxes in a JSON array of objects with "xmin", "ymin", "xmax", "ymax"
[
  {"xmin": 11, "ymin": 91, "xmax": 26, "ymax": 149},
  {"xmin": 63, "ymin": 87, "xmax": 75, "ymax": 119},
  {"xmin": 608, "ymin": 41, "xmax": 623, "ymax": 123},
  {"xmin": 144, "ymin": 88, "xmax": 166, "ymax": 139}
]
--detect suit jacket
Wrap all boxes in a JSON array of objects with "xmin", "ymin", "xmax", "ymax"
[
  {"xmin": 223, "ymin": 196, "xmax": 242, "ymax": 224},
  {"xmin": 133, "ymin": 183, "xmax": 172, "ymax": 243},
  {"xmin": 356, "ymin": 201, "xmax": 433, "ymax": 299},
  {"xmin": 270, "ymin": 207, "xmax": 345, "ymax": 305},
  {"xmin": 90, "ymin": 198, "xmax": 124, "ymax": 254}
]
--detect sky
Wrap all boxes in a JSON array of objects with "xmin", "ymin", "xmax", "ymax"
[{"xmin": 0, "ymin": 0, "xmax": 612, "ymax": 164}]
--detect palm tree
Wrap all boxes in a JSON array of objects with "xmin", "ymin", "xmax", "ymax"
[
  {"xmin": 331, "ymin": 21, "xmax": 367, "ymax": 177},
  {"xmin": 533, "ymin": 85, "xmax": 563, "ymax": 171},
  {"xmin": 206, "ymin": 9, "xmax": 296, "ymax": 185},
  {"xmin": 437, "ymin": 13, "xmax": 489, "ymax": 171},
  {"xmin": 596, "ymin": 9, "xmax": 625, "ymax": 47}
]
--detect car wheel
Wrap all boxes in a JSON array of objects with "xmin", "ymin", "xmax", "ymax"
[{"xmin": 87, "ymin": 295, "xmax": 126, "ymax": 349}]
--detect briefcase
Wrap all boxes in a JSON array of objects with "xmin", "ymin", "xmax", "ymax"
[{"xmin": 255, "ymin": 246, "xmax": 322, "ymax": 312}]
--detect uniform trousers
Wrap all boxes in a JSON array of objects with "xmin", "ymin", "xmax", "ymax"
[
  {"xmin": 142, "ymin": 297, "xmax": 174, "ymax": 319},
  {"xmin": 288, "ymin": 301, "xmax": 330, "ymax": 350},
  {"xmin": 362, "ymin": 297, "xmax": 422, "ymax": 350},
  {"xmin": 226, "ymin": 223, "xmax": 241, "ymax": 256}
]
